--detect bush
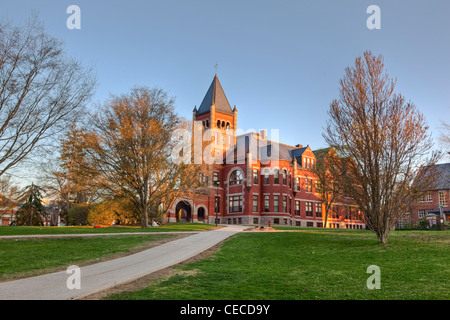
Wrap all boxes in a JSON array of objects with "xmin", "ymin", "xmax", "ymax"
[
  {"xmin": 88, "ymin": 198, "xmax": 139, "ymax": 226},
  {"xmin": 67, "ymin": 204, "xmax": 90, "ymax": 225},
  {"xmin": 418, "ymin": 217, "xmax": 429, "ymax": 230}
]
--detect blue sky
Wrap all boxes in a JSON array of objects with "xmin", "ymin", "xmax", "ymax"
[{"xmin": 1, "ymin": 1, "xmax": 449, "ymax": 168}]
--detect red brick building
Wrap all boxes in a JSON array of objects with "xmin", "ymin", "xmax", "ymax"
[
  {"xmin": 399, "ymin": 163, "xmax": 450, "ymax": 228},
  {"xmin": 167, "ymin": 74, "xmax": 366, "ymax": 229}
]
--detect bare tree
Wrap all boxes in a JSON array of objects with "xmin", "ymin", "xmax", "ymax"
[
  {"xmin": 82, "ymin": 87, "xmax": 205, "ymax": 228},
  {"xmin": 439, "ymin": 121, "xmax": 450, "ymax": 157},
  {"xmin": 0, "ymin": 16, "xmax": 96, "ymax": 177},
  {"xmin": 323, "ymin": 51, "xmax": 439, "ymax": 243}
]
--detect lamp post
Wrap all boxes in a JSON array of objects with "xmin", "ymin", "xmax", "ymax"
[
  {"xmin": 439, "ymin": 205, "xmax": 444, "ymax": 231},
  {"xmin": 215, "ymin": 178, "xmax": 219, "ymax": 227}
]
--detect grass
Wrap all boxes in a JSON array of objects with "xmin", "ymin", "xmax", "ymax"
[
  {"xmin": 0, "ymin": 222, "xmax": 216, "ymax": 236},
  {"xmin": 108, "ymin": 229, "xmax": 450, "ymax": 300},
  {"xmin": 0, "ymin": 234, "xmax": 176, "ymax": 281}
]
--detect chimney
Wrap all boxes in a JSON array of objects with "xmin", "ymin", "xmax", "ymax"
[
  {"xmin": 260, "ymin": 129, "xmax": 267, "ymax": 140},
  {"xmin": 295, "ymin": 144, "xmax": 303, "ymax": 148}
]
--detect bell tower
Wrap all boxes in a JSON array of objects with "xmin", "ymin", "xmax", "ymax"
[{"xmin": 194, "ymin": 74, "xmax": 237, "ymax": 153}]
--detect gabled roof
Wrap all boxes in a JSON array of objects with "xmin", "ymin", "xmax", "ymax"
[
  {"xmin": 434, "ymin": 163, "xmax": 450, "ymax": 190},
  {"xmin": 312, "ymin": 147, "xmax": 333, "ymax": 161},
  {"xmin": 196, "ymin": 74, "xmax": 233, "ymax": 116}
]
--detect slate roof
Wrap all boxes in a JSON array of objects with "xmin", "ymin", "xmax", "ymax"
[
  {"xmin": 259, "ymin": 142, "xmax": 302, "ymax": 163},
  {"xmin": 223, "ymin": 133, "xmax": 310, "ymax": 166},
  {"xmin": 196, "ymin": 74, "xmax": 234, "ymax": 116},
  {"xmin": 434, "ymin": 163, "xmax": 450, "ymax": 190},
  {"xmin": 312, "ymin": 147, "xmax": 332, "ymax": 161}
]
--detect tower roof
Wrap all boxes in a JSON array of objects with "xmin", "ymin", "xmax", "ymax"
[{"xmin": 196, "ymin": 74, "xmax": 233, "ymax": 116}]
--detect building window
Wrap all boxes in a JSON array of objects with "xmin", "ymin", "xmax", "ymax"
[
  {"xmin": 213, "ymin": 171, "xmax": 219, "ymax": 186},
  {"xmin": 316, "ymin": 204, "xmax": 322, "ymax": 218},
  {"xmin": 283, "ymin": 170, "xmax": 287, "ymax": 185},
  {"xmin": 274, "ymin": 195, "xmax": 279, "ymax": 212},
  {"xmin": 274, "ymin": 218, "xmax": 280, "ymax": 225},
  {"xmin": 253, "ymin": 169, "xmax": 258, "ymax": 184},
  {"xmin": 253, "ymin": 195, "xmax": 258, "ymax": 212},
  {"xmin": 199, "ymin": 172, "xmax": 208, "ymax": 184},
  {"xmin": 306, "ymin": 202, "xmax": 313, "ymax": 216},
  {"xmin": 229, "ymin": 170, "xmax": 243, "ymax": 185},
  {"xmin": 229, "ymin": 195, "xmax": 243, "ymax": 213},
  {"xmin": 307, "ymin": 222, "xmax": 314, "ymax": 227},
  {"xmin": 295, "ymin": 177, "xmax": 300, "ymax": 191},
  {"xmin": 344, "ymin": 206, "xmax": 350, "ymax": 220},
  {"xmin": 358, "ymin": 210, "xmax": 364, "ymax": 221},
  {"xmin": 264, "ymin": 173, "xmax": 269, "ymax": 185},
  {"xmin": 253, "ymin": 218, "xmax": 259, "ymax": 224},
  {"xmin": 418, "ymin": 210, "xmax": 425, "ymax": 218},
  {"xmin": 264, "ymin": 195, "xmax": 270, "ymax": 212},
  {"xmin": 419, "ymin": 192, "xmax": 433, "ymax": 202},
  {"xmin": 283, "ymin": 195, "xmax": 287, "ymax": 212},
  {"xmin": 274, "ymin": 170, "xmax": 279, "ymax": 184},
  {"xmin": 295, "ymin": 200, "xmax": 300, "ymax": 216},
  {"xmin": 331, "ymin": 205, "xmax": 337, "ymax": 219},
  {"xmin": 439, "ymin": 191, "xmax": 448, "ymax": 207},
  {"xmin": 215, "ymin": 196, "xmax": 220, "ymax": 213},
  {"xmin": 315, "ymin": 180, "xmax": 321, "ymax": 192},
  {"xmin": 305, "ymin": 179, "xmax": 312, "ymax": 192}
]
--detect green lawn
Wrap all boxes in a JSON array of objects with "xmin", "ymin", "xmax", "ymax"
[
  {"xmin": 0, "ymin": 234, "xmax": 175, "ymax": 281},
  {"xmin": 0, "ymin": 222, "xmax": 216, "ymax": 236},
  {"xmin": 108, "ymin": 229, "xmax": 450, "ymax": 300}
]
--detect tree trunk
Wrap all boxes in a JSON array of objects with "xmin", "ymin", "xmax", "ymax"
[
  {"xmin": 142, "ymin": 203, "xmax": 149, "ymax": 228},
  {"xmin": 376, "ymin": 230, "xmax": 388, "ymax": 244}
]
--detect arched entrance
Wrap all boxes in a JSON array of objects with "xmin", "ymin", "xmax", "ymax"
[
  {"xmin": 175, "ymin": 200, "xmax": 192, "ymax": 222},
  {"xmin": 197, "ymin": 207, "xmax": 205, "ymax": 222}
]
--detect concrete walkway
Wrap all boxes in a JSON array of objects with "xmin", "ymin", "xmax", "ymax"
[{"xmin": 0, "ymin": 224, "xmax": 247, "ymax": 300}]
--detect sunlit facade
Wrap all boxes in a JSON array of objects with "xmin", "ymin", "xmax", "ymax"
[{"xmin": 167, "ymin": 74, "xmax": 366, "ymax": 229}]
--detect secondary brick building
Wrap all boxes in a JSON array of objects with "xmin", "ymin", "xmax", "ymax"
[
  {"xmin": 167, "ymin": 74, "xmax": 366, "ymax": 229},
  {"xmin": 398, "ymin": 162, "xmax": 450, "ymax": 228}
]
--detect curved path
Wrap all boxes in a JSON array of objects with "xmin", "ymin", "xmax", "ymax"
[{"xmin": 0, "ymin": 224, "xmax": 247, "ymax": 300}]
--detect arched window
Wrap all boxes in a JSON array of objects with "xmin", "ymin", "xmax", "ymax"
[
  {"xmin": 217, "ymin": 119, "xmax": 221, "ymax": 128},
  {"xmin": 229, "ymin": 170, "xmax": 243, "ymax": 185},
  {"xmin": 282, "ymin": 170, "xmax": 287, "ymax": 185},
  {"xmin": 274, "ymin": 170, "xmax": 279, "ymax": 184}
]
